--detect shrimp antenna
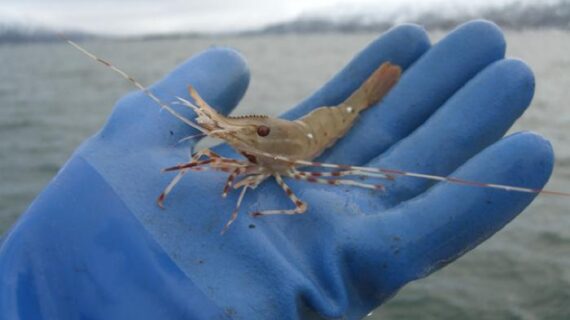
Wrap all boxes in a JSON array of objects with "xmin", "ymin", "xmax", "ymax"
[{"xmin": 61, "ymin": 35, "xmax": 207, "ymax": 134}]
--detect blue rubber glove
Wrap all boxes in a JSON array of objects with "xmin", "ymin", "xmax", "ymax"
[{"xmin": 0, "ymin": 20, "xmax": 553, "ymax": 320}]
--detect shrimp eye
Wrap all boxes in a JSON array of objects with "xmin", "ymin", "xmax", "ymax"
[{"xmin": 256, "ymin": 125, "xmax": 271, "ymax": 137}]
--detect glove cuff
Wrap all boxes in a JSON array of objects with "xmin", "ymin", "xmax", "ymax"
[{"xmin": 0, "ymin": 156, "xmax": 229, "ymax": 319}]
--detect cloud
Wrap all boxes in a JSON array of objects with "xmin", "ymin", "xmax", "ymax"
[{"xmin": 0, "ymin": 0, "xmax": 333, "ymax": 34}]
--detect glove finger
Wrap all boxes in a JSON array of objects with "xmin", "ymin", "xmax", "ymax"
[
  {"xmin": 102, "ymin": 47, "xmax": 250, "ymax": 146},
  {"xmin": 349, "ymin": 132, "xmax": 553, "ymax": 287},
  {"xmin": 368, "ymin": 59, "xmax": 534, "ymax": 205},
  {"xmin": 318, "ymin": 20, "xmax": 506, "ymax": 165}
]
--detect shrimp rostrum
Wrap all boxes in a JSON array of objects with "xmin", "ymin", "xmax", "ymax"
[{"xmin": 158, "ymin": 62, "xmax": 402, "ymax": 232}]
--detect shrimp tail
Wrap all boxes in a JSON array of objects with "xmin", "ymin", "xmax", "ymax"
[
  {"xmin": 294, "ymin": 62, "xmax": 402, "ymax": 158},
  {"xmin": 343, "ymin": 61, "xmax": 402, "ymax": 112}
]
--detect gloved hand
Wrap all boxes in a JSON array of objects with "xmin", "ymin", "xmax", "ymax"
[{"xmin": 0, "ymin": 20, "xmax": 552, "ymax": 320}]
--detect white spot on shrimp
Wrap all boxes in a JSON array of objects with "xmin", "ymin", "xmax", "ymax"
[
  {"xmin": 346, "ymin": 106, "xmax": 353, "ymax": 113},
  {"xmin": 307, "ymin": 133, "xmax": 314, "ymax": 139}
]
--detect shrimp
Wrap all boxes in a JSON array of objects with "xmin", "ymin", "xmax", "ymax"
[
  {"xmin": 64, "ymin": 39, "xmax": 570, "ymax": 234},
  {"xmin": 158, "ymin": 62, "xmax": 401, "ymax": 232}
]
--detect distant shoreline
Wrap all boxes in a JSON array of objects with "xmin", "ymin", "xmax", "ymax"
[{"xmin": 2, "ymin": 0, "xmax": 570, "ymax": 45}]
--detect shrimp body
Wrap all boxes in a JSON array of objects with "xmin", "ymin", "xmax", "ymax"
[{"xmin": 184, "ymin": 62, "xmax": 401, "ymax": 173}]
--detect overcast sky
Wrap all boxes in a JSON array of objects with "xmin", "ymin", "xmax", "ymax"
[{"xmin": 0, "ymin": 0, "xmax": 542, "ymax": 35}]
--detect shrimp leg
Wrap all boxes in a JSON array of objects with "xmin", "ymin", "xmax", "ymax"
[
  {"xmin": 158, "ymin": 149, "xmax": 245, "ymax": 207},
  {"xmin": 251, "ymin": 174, "xmax": 307, "ymax": 217},
  {"xmin": 221, "ymin": 186, "xmax": 250, "ymax": 234},
  {"xmin": 286, "ymin": 169, "xmax": 386, "ymax": 191},
  {"xmin": 291, "ymin": 168, "xmax": 394, "ymax": 180},
  {"xmin": 222, "ymin": 167, "xmax": 245, "ymax": 197},
  {"xmin": 157, "ymin": 150, "xmax": 210, "ymax": 208},
  {"xmin": 221, "ymin": 173, "xmax": 269, "ymax": 234}
]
